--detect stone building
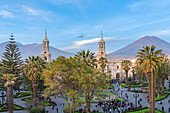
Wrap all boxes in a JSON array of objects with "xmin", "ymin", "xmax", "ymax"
[
  {"xmin": 41, "ymin": 31, "xmax": 51, "ymax": 63},
  {"xmin": 96, "ymin": 32, "xmax": 136, "ymax": 80}
]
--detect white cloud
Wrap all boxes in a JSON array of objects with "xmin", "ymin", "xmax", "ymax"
[
  {"xmin": 152, "ymin": 29, "xmax": 170, "ymax": 36},
  {"xmin": 0, "ymin": 10, "xmax": 15, "ymax": 18},
  {"xmin": 22, "ymin": 5, "xmax": 50, "ymax": 16},
  {"xmin": 60, "ymin": 37, "xmax": 123, "ymax": 50},
  {"xmin": 115, "ymin": 18, "xmax": 170, "ymax": 32},
  {"xmin": 22, "ymin": 5, "xmax": 40, "ymax": 16},
  {"xmin": 0, "ymin": 34, "xmax": 8, "ymax": 37},
  {"xmin": 129, "ymin": 0, "xmax": 170, "ymax": 11},
  {"xmin": 95, "ymin": 25, "xmax": 103, "ymax": 29},
  {"xmin": 74, "ymin": 37, "xmax": 111, "ymax": 46},
  {"xmin": 129, "ymin": 0, "xmax": 149, "ymax": 10}
]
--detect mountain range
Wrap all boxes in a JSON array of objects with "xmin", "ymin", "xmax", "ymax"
[
  {"xmin": 107, "ymin": 36, "xmax": 170, "ymax": 59},
  {"xmin": 0, "ymin": 36, "xmax": 169, "ymax": 60},
  {"xmin": 0, "ymin": 42, "xmax": 74, "ymax": 60}
]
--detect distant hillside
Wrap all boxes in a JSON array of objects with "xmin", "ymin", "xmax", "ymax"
[
  {"xmin": 0, "ymin": 42, "xmax": 74, "ymax": 60},
  {"xmin": 108, "ymin": 36, "xmax": 170, "ymax": 59}
]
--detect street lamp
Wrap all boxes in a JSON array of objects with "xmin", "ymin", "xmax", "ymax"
[
  {"xmin": 134, "ymin": 81, "xmax": 136, "ymax": 92},
  {"xmin": 119, "ymin": 85, "xmax": 122, "ymax": 113},
  {"xmin": 133, "ymin": 93, "xmax": 139, "ymax": 110}
]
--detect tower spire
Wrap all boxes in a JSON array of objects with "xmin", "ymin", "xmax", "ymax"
[
  {"xmin": 44, "ymin": 30, "xmax": 47, "ymax": 40},
  {"xmin": 101, "ymin": 31, "xmax": 104, "ymax": 41}
]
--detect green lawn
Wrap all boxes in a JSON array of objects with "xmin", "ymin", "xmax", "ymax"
[
  {"xmin": 79, "ymin": 98, "xmax": 97, "ymax": 103},
  {"xmin": 123, "ymin": 107, "xmax": 165, "ymax": 113},
  {"xmin": 121, "ymin": 83, "xmax": 147, "ymax": 88},
  {"xmin": 0, "ymin": 104, "xmax": 24, "ymax": 112},
  {"xmin": 75, "ymin": 111, "xmax": 103, "ymax": 113},
  {"xmin": 14, "ymin": 92, "xmax": 30, "ymax": 98},
  {"xmin": 100, "ymin": 92, "xmax": 115, "ymax": 95},
  {"xmin": 155, "ymin": 93, "xmax": 169, "ymax": 101},
  {"xmin": 21, "ymin": 97, "xmax": 54, "ymax": 106},
  {"xmin": 115, "ymin": 98, "xmax": 125, "ymax": 102},
  {"xmin": 164, "ymin": 89, "xmax": 170, "ymax": 92},
  {"xmin": 109, "ymin": 85, "xmax": 114, "ymax": 89},
  {"xmin": 127, "ymin": 109, "xmax": 165, "ymax": 113}
]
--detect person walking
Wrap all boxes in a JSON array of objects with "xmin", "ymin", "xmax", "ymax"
[
  {"xmin": 56, "ymin": 108, "xmax": 58, "ymax": 113},
  {"xmin": 162, "ymin": 106, "xmax": 164, "ymax": 111}
]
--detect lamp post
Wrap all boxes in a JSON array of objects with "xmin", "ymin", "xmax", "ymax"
[
  {"xmin": 133, "ymin": 93, "xmax": 139, "ymax": 110},
  {"xmin": 134, "ymin": 81, "xmax": 136, "ymax": 92},
  {"xmin": 120, "ymin": 85, "xmax": 122, "ymax": 113}
]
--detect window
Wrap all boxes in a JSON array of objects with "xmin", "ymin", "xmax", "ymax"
[
  {"xmin": 44, "ymin": 43, "xmax": 46, "ymax": 48},
  {"xmin": 44, "ymin": 56, "xmax": 47, "ymax": 61},
  {"xmin": 101, "ymin": 52, "xmax": 103, "ymax": 54},
  {"xmin": 117, "ymin": 66, "xmax": 119, "ymax": 69},
  {"xmin": 101, "ymin": 44, "xmax": 103, "ymax": 48}
]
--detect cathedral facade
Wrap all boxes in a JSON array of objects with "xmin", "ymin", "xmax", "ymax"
[{"xmin": 96, "ymin": 32, "xmax": 136, "ymax": 80}]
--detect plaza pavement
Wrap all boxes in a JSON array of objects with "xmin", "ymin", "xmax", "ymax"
[{"xmin": 1, "ymin": 79, "xmax": 169, "ymax": 113}]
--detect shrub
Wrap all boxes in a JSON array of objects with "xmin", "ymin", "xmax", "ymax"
[
  {"xmin": 29, "ymin": 107, "xmax": 45, "ymax": 113},
  {"xmin": 128, "ymin": 77, "xmax": 132, "ymax": 81},
  {"xmin": 63, "ymin": 108, "xmax": 70, "ymax": 113}
]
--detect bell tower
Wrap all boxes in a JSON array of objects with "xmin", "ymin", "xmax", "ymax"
[
  {"xmin": 97, "ymin": 31, "xmax": 107, "ymax": 60},
  {"xmin": 41, "ymin": 30, "xmax": 51, "ymax": 63}
]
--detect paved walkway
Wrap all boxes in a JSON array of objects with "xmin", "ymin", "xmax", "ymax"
[
  {"xmin": 1, "ymin": 80, "xmax": 169, "ymax": 113},
  {"xmin": 113, "ymin": 82, "xmax": 170, "ymax": 113}
]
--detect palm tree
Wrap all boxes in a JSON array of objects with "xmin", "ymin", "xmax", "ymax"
[
  {"xmin": 2, "ymin": 74, "xmax": 15, "ymax": 113},
  {"xmin": 75, "ymin": 50, "xmax": 97, "ymax": 67},
  {"xmin": 121, "ymin": 60, "xmax": 131, "ymax": 85},
  {"xmin": 98, "ymin": 57, "xmax": 108, "ymax": 73},
  {"xmin": 158, "ymin": 55, "xmax": 169, "ymax": 95},
  {"xmin": 136, "ymin": 45, "xmax": 162, "ymax": 113},
  {"xmin": 24, "ymin": 56, "xmax": 46, "ymax": 107}
]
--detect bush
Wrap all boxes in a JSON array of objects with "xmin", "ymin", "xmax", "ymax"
[
  {"xmin": 128, "ymin": 77, "xmax": 132, "ymax": 81},
  {"xmin": 29, "ymin": 107, "xmax": 45, "ymax": 113},
  {"xmin": 63, "ymin": 108, "xmax": 70, "ymax": 113}
]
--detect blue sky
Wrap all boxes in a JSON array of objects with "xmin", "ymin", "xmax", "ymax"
[{"xmin": 0, "ymin": 0, "xmax": 170, "ymax": 54}]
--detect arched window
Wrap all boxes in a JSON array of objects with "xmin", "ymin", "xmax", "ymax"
[
  {"xmin": 44, "ymin": 56, "xmax": 47, "ymax": 61},
  {"xmin": 117, "ymin": 66, "xmax": 119, "ymax": 69},
  {"xmin": 44, "ymin": 43, "xmax": 47, "ymax": 48}
]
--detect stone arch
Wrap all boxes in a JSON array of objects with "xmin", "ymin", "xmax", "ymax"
[{"xmin": 116, "ymin": 73, "xmax": 120, "ymax": 79}]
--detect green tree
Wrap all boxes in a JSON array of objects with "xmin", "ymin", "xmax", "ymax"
[
  {"xmin": 157, "ymin": 55, "xmax": 170, "ymax": 95},
  {"xmin": 134, "ymin": 65, "xmax": 146, "ymax": 87},
  {"xmin": 78, "ymin": 63, "xmax": 108, "ymax": 113},
  {"xmin": 75, "ymin": 50, "xmax": 108, "ymax": 113},
  {"xmin": 24, "ymin": 56, "xmax": 46, "ymax": 107},
  {"xmin": 1, "ymin": 33, "xmax": 22, "ymax": 104},
  {"xmin": 121, "ymin": 60, "xmax": 131, "ymax": 86},
  {"xmin": 98, "ymin": 57, "xmax": 108, "ymax": 73},
  {"xmin": 43, "ymin": 56, "xmax": 81, "ymax": 113},
  {"xmin": 136, "ymin": 45, "xmax": 162, "ymax": 113},
  {"xmin": 75, "ymin": 50, "xmax": 97, "ymax": 67},
  {"xmin": 2, "ymin": 74, "xmax": 15, "ymax": 113}
]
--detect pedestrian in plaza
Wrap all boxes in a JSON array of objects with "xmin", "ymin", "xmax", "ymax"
[
  {"xmin": 109, "ymin": 108, "xmax": 111, "ymax": 113},
  {"xmin": 103, "ymin": 106, "xmax": 105, "ymax": 113},
  {"xmin": 169, "ymin": 107, "xmax": 170, "ymax": 113},
  {"xmin": 105, "ymin": 106, "xmax": 108, "ymax": 113},
  {"xmin": 46, "ymin": 111, "xmax": 49, "ymax": 113},
  {"xmin": 56, "ymin": 108, "xmax": 58, "ymax": 113},
  {"xmin": 162, "ymin": 106, "xmax": 164, "ymax": 111},
  {"xmin": 60, "ymin": 101, "xmax": 62, "ymax": 105}
]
